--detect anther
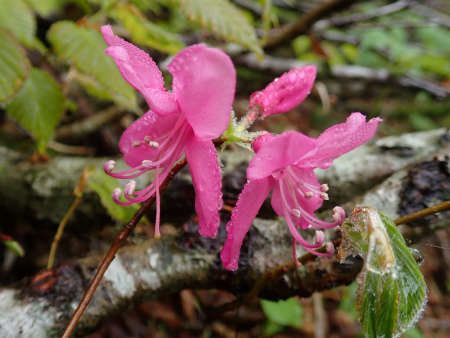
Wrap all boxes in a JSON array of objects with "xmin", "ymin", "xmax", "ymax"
[
  {"xmin": 103, "ymin": 160, "xmax": 115, "ymax": 173},
  {"xmin": 142, "ymin": 160, "xmax": 154, "ymax": 169},
  {"xmin": 332, "ymin": 206, "xmax": 345, "ymax": 223},
  {"xmin": 124, "ymin": 180, "xmax": 136, "ymax": 197},
  {"xmin": 305, "ymin": 191, "xmax": 314, "ymax": 199},
  {"xmin": 149, "ymin": 141, "xmax": 159, "ymax": 149},
  {"xmin": 132, "ymin": 141, "xmax": 141, "ymax": 147},
  {"xmin": 291, "ymin": 209, "xmax": 301, "ymax": 218},
  {"xmin": 325, "ymin": 242, "xmax": 335, "ymax": 254},
  {"xmin": 320, "ymin": 192, "xmax": 329, "ymax": 200},
  {"xmin": 320, "ymin": 184, "xmax": 329, "ymax": 192},
  {"xmin": 315, "ymin": 231, "xmax": 325, "ymax": 245},
  {"xmin": 112, "ymin": 188, "xmax": 122, "ymax": 202},
  {"xmin": 143, "ymin": 135, "xmax": 151, "ymax": 143}
]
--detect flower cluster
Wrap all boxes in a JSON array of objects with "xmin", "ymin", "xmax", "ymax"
[
  {"xmin": 101, "ymin": 26, "xmax": 381, "ymax": 269},
  {"xmin": 101, "ymin": 26, "xmax": 235, "ymax": 239}
]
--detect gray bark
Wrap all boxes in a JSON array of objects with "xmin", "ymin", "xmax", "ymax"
[{"xmin": 0, "ymin": 128, "xmax": 449, "ymax": 337}]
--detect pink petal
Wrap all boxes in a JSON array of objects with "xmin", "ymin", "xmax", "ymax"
[
  {"xmin": 119, "ymin": 110, "xmax": 182, "ymax": 167},
  {"xmin": 299, "ymin": 113, "xmax": 382, "ymax": 169},
  {"xmin": 101, "ymin": 26, "xmax": 167, "ymax": 105},
  {"xmin": 249, "ymin": 66, "xmax": 316, "ymax": 117},
  {"xmin": 271, "ymin": 168, "xmax": 323, "ymax": 229},
  {"xmin": 247, "ymin": 131, "xmax": 316, "ymax": 181},
  {"xmin": 185, "ymin": 136, "xmax": 223, "ymax": 238},
  {"xmin": 168, "ymin": 44, "xmax": 236, "ymax": 140},
  {"xmin": 220, "ymin": 177, "xmax": 273, "ymax": 271},
  {"xmin": 146, "ymin": 88, "xmax": 180, "ymax": 116}
]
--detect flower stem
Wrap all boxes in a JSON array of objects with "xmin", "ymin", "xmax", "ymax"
[{"xmin": 61, "ymin": 159, "xmax": 187, "ymax": 338}]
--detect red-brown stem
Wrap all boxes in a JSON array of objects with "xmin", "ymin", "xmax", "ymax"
[{"xmin": 61, "ymin": 159, "xmax": 187, "ymax": 338}]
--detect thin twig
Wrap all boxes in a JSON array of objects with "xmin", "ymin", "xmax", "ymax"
[
  {"xmin": 47, "ymin": 168, "xmax": 94, "ymax": 269},
  {"xmin": 264, "ymin": 0, "xmax": 359, "ymax": 49},
  {"xmin": 394, "ymin": 201, "xmax": 450, "ymax": 226},
  {"xmin": 61, "ymin": 159, "xmax": 187, "ymax": 338}
]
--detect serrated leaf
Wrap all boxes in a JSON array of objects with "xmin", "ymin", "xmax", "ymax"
[
  {"xmin": 48, "ymin": 21, "xmax": 137, "ymax": 109},
  {"xmin": 176, "ymin": 0, "xmax": 263, "ymax": 58},
  {"xmin": 113, "ymin": 3, "xmax": 185, "ymax": 55},
  {"xmin": 6, "ymin": 68, "xmax": 64, "ymax": 153},
  {"xmin": 88, "ymin": 170, "xmax": 146, "ymax": 224},
  {"xmin": 339, "ymin": 207, "xmax": 428, "ymax": 338},
  {"xmin": 0, "ymin": 30, "xmax": 31, "ymax": 102},
  {"xmin": 0, "ymin": 0, "xmax": 36, "ymax": 46},
  {"xmin": 24, "ymin": 0, "xmax": 65, "ymax": 18}
]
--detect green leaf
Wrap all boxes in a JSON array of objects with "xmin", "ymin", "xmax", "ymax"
[
  {"xmin": 176, "ymin": 0, "xmax": 263, "ymax": 58},
  {"xmin": 3, "ymin": 240, "xmax": 25, "ymax": 257},
  {"xmin": 113, "ymin": 3, "xmax": 185, "ymax": 55},
  {"xmin": 88, "ymin": 169, "xmax": 146, "ymax": 224},
  {"xmin": 339, "ymin": 207, "xmax": 428, "ymax": 338},
  {"xmin": 261, "ymin": 297, "xmax": 302, "ymax": 328},
  {"xmin": 24, "ymin": 0, "xmax": 65, "ymax": 18},
  {"xmin": 0, "ymin": 0, "xmax": 36, "ymax": 46},
  {"xmin": 48, "ymin": 21, "xmax": 137, "ymax": 109},
  {"xmin": 6, "ymin": 68, "xmax": 64, "ymax": 153},
  {"xmin": 0, "ymin": 29, "xmax": 31, "ymax": 102}
]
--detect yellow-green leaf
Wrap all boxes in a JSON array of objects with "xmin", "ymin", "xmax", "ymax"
[
  {"xmin": 0, "ymin": 29, "xmax": 31, "ymax": 102},
  {"xmin": 24, "ymin": 0, "xmax": 65, "ymax": 18},
  {"xmin": 339, "ymin": 207, "xmax": 428, "ymax": 338},
  {"xmin": 113, "ymin": 3, "xmax": 185, "ymax": 55},
  {"xmin": 6, "ymin": 68, "xmax": 64, "ymax": 153},
  {"xmin": 88, "ymin": 170, "xmax": 146, "ymax": 224},
  {"xmin": 48, "ymin": 21, "xmax": 137, "ymax": 109},
  {"xmin": 176, "ymin": 0, "xmax": 263, "ymax": 58},
  {"xmin": 0, "ymin": 0, "xmax": 36, "ymax": 46}
]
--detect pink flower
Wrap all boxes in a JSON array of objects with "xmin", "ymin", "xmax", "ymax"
[
  {"xmin": 221, "ymin": 113, "xmax": 382, "ymax": 270},
  {"xmin": 101, "ymin": 26, "xmax": 236, "ymax": 238},
  {"xmin": 249, "ymin": 66, "xmax": 316, "ymax": 117}
]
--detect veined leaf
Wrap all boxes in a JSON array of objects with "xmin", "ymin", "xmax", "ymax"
[
  {"xmin": 48, "ymin": 21, "xmax": 137, "ymax": 109},
  {"xmin": 0, "ymin": 29, "xmax": 31, "ymax": 102},
  {"xmin": 88, "ymin": 169, "xmax": 147, "ymax": 224},
  {"xmin": 6, "ymin": 68, "xmax": 64, "ymax": 153},
  {"xmin": 0, "ymin": 0, "xmax": 36, "ymax": 46},
  {"xmin": 339, "ymin": 207, "xmax": 428, "ymax": 338},
  {"xmin": 24, "ymin": 0, "xmax": 65, "ymax": 18},
  {"xmin": 176, "ymin": 0, "xmax": 263, "ymax": 58},
  {"xmin": 113, "ymin": 3, "xmax": 185, "ymax": 55}
]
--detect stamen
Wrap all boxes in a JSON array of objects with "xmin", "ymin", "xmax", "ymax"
[
  {"xmin": 320, "ymin": 184, "xmax": 329, "ymax": 192},
  {"xmin": 124, "ymin": 180, "xmax": 136, "ymax": 197},
  {"xmin": 143, "ymin": 135, "xmax": 151, "ymax": 143},
  {"xmin": 325, "ymin": 242, "xmax": 335, "ymax": 254},
  {"xmin": 305, "ymin": 191, "xmax": 314, "ymax": 199},
  {"xmin": 332, "ymin": 206, "xmax": 346, "ymax": 224},
  {"xmin": 142, "ymin": 160, "xmax": 154, "ymax": 169},
  {"xmin": 320, "ymin": 192, "xmax": 329, "ymax": 200},
  {"xmin": 291, "ymin": 209, "xmax": 301, "ymax": 218},
  {"xmin": 315, "ymin": 231, "xmax": 325, "ymax": 246},
  {"xmin": 112, "ymin": 188, "xmax": 122, "ymax": 202},
  {"xmin": 149, "ymin": 141, "xmax": 159, "ymax": 149},
  {"xmin": 103, "ymin": 160, "xmax": 115, "ymax": 173},
  {"xmin": 132, "ymin": 141, "xmax": 141, "ymax": 147}
]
